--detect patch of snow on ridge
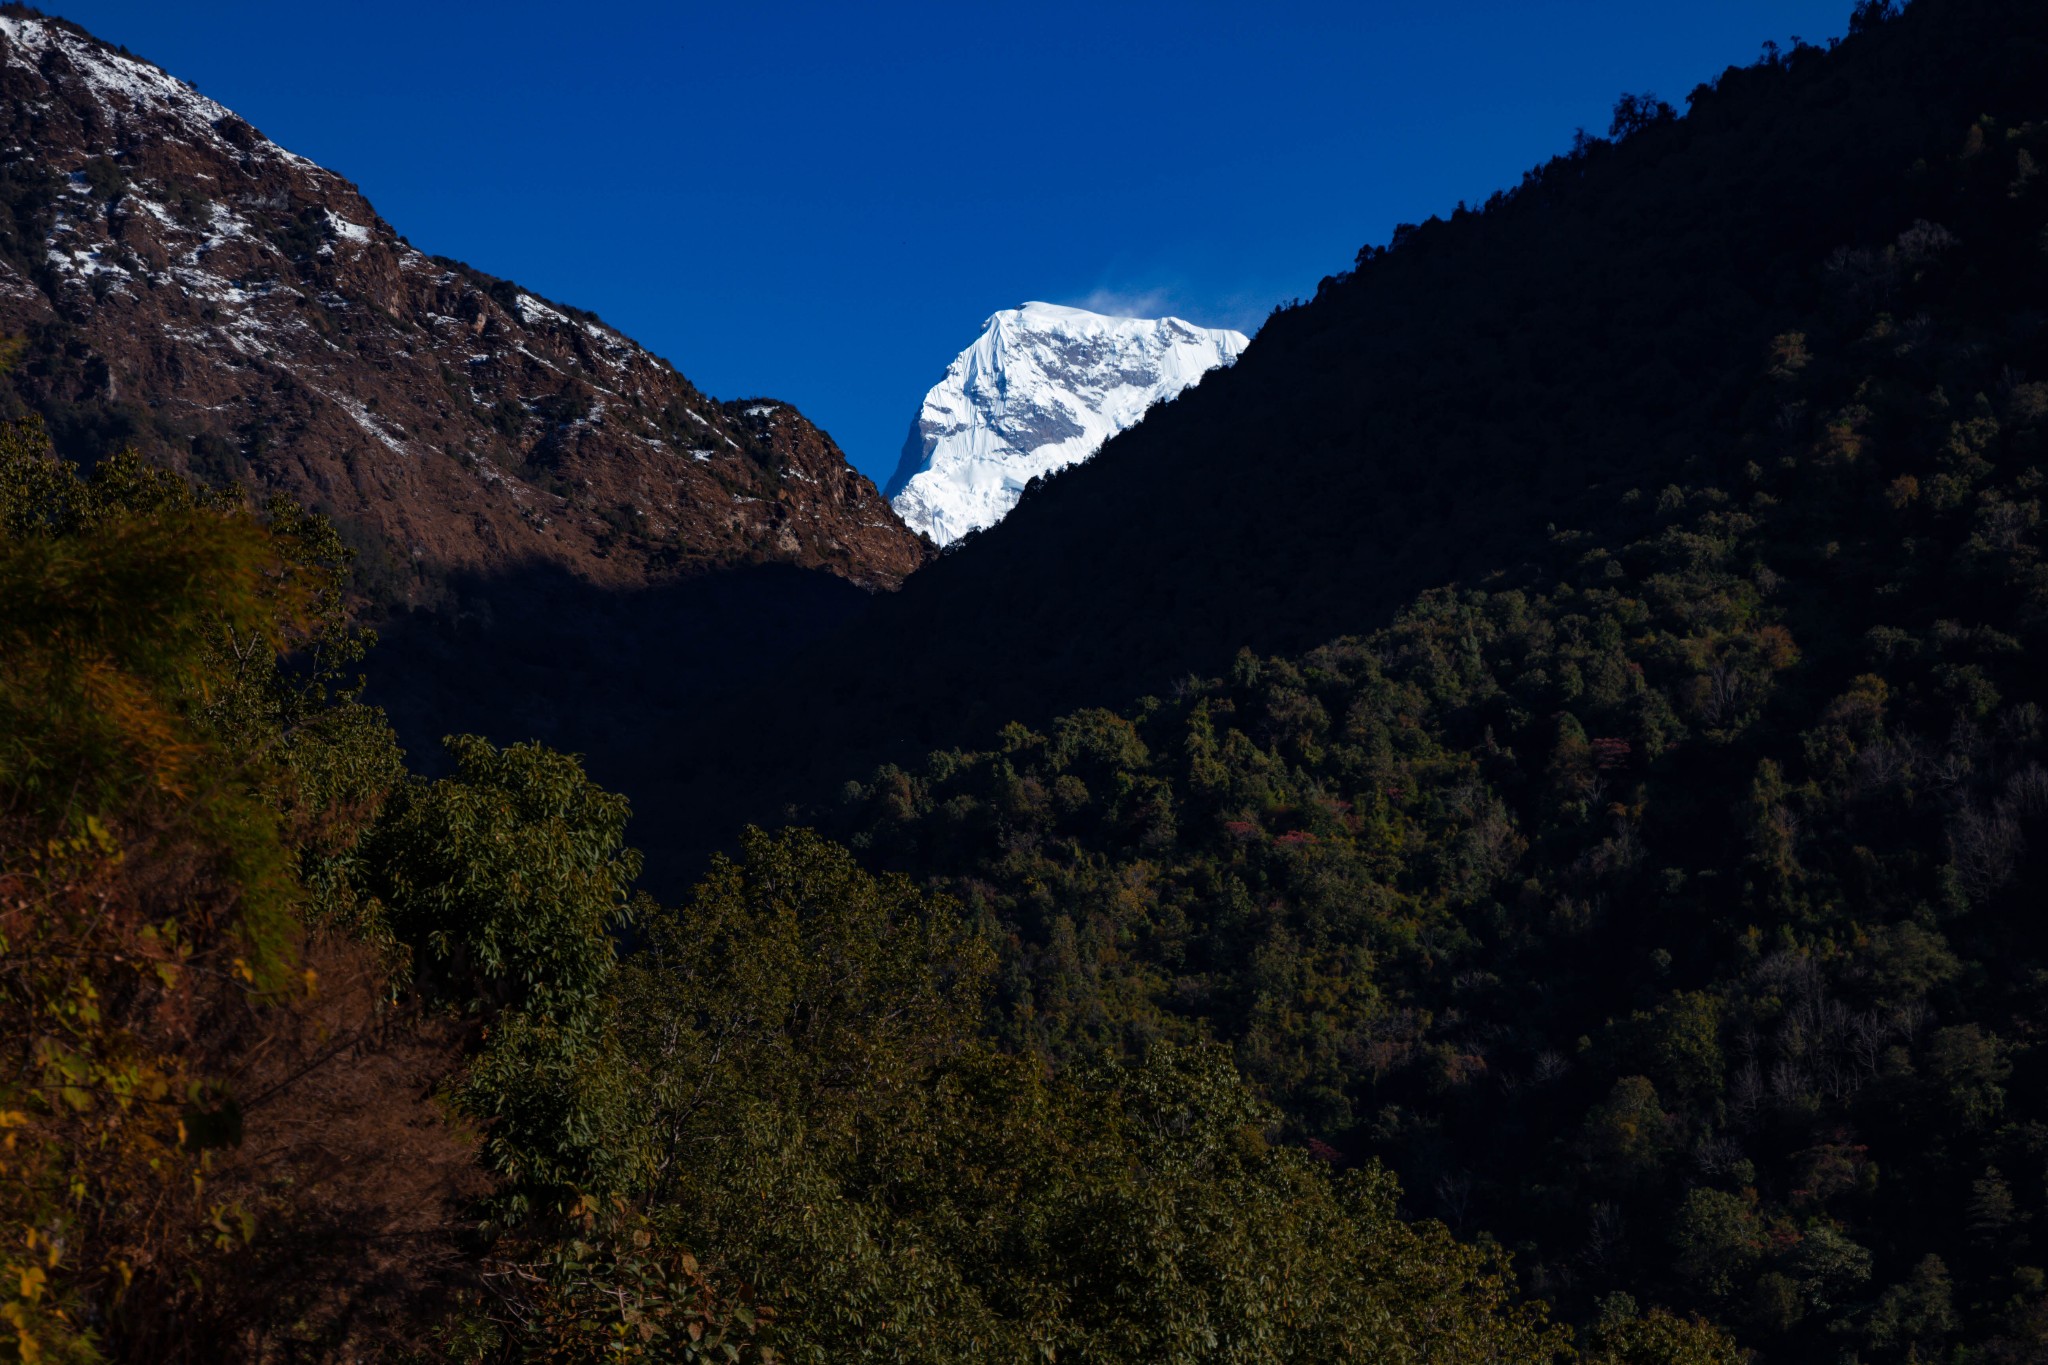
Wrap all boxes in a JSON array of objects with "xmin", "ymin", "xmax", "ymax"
[
  {"xmin": 325, "ymin": 391, "xmax": 410, "ymax": 456},
  {"xmin": 886, "ymin": 301, "xmax": 1248, "ymax": 546},
  {"xmin": 513, "ymin": 293, "xmax": 569, "ymax": 328},
  {"xmin": 325, "ymin": 211, "xmax": 370, "ymax": 244}
]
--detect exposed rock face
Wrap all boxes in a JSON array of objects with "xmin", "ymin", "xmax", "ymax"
[
  {"xmin": 886, "ymin": 302, "xmax": 1248, "ymax": 546},
  {"xmin": 0, "ymin": 9, "xmax": 929, "ymax": 597}
]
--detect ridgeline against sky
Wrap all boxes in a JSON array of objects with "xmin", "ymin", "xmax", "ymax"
[{"xmin": 50, "ymin": 0, "xmax": 1855, "ymax": 482}]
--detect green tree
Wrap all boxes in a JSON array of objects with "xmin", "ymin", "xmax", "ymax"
[
  {"xmin": 1669, "ymin": 1190, "xmax": 1767, "ymax": 1301},
  {"xmin": 355, "ymin": 736, "xmax": 645, "ymax": 1199}
]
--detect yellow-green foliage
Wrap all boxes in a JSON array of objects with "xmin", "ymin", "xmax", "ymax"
[
  {"xmin": 0, "ymin": 422, "xmax": 389, "ymax": 1362},
  {"xmin": 1581, "ymin": 1297, "xmax": 1749, "ymax": 1365}
]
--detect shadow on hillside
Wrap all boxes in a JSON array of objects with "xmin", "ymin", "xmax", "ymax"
[{"xmin": 363, "ymin": 560, "xmax": 880, "ymax": 897}]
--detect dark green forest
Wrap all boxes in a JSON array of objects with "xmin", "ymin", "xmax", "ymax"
[
  {"xmin": 831, "ymin": 125, "xmax": 2048, "ymax": 1351},
  {"xmin": 8, "ymin": 0, "xmax": 2048, "ymax": 1360},
  {"xmin": 801, "ymin": 1, "xmax": 2048, "ymax": 1357}
]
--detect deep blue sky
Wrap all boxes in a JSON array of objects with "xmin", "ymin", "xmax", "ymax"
[{"xmin": 58, "ymin": 1, "xmax": 1853, "ymax": 483}]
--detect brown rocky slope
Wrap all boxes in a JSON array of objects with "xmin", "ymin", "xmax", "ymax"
[{"xmin": 0, "ymin": 7, "xmax": 928, "ymax": 602}]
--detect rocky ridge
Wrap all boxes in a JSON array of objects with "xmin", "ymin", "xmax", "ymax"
[{"xmin": 0, "ymin": 8, "xmax": 929, "ymax": 598}]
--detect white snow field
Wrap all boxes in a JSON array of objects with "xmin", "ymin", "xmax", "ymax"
[{"xmin": 887, "ymin": 302, "xmax": 1248, "ymax": 546}]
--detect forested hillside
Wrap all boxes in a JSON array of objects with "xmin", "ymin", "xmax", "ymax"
[
  {"xmin": 821, "ymin": 24, "xmax": 2048, "ymax": 1357},
  {"xmin": 1, "ymin": 419, "xmax": 1730, "ymax": 1360}
]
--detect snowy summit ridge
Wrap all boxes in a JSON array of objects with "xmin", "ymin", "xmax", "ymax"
[{"xmin": 886, "ymin": 302, "xmax": 1249, "ymax": 545}]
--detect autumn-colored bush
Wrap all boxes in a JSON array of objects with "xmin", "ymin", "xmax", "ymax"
[{"xmin": 0, "ymin": 426, "xmax": 474, "ymax": 1362}]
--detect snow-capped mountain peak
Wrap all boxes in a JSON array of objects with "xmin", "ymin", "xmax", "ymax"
[{"xmin": 886, "ymin": 301, "xmax": 1249, "ymax": 545}]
